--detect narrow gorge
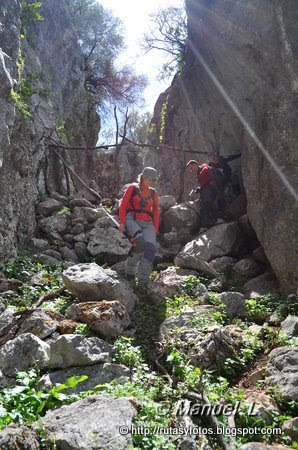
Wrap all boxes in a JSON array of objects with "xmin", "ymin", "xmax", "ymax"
[{"xmin": 0, "ymin": 0, "xmax": 297, "ymax": 449}]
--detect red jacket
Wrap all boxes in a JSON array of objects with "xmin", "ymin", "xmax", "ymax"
[
  {"xmin": 197, "ymin": 163, "xmax": 216, "ymax": 188},
  {"xmin": 119, "ymin": 184, "xmax": 159, "ymax": 233}
]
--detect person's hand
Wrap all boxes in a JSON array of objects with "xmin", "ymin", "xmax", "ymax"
[{"xmin": 118, "ymin": 224, "xmax": 125, "ymax": 233}]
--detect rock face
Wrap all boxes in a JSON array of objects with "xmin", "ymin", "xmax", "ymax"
[
  {"xmin": 147, "ymin": 0, "xmax": 298, "ymax": 294},
  {"xmin": 266, "ymin": 347, "xmax": 298, "ymax": 401},
  {"xmin": 0, "ymin": 0, "xmax": 99, "ymax": 262},
  {"xmin": 38, "ymin": 395, "xmax": 137, "ymax": 450}
]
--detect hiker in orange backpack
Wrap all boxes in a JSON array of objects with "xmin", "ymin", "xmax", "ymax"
[
  {"xmin": 187, "ymin": 160, "xmax": 217, "ymax": 229},
  {"xmin": 119, "ymin": 167, "xmax": 159, "ymax": 286}
]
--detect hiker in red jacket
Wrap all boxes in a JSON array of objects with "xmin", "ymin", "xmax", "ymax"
[
  {"xmin": 187, "ymin": 160, "xmax": 217, "ymax": 229},
  {"xmin": 119, "ymin": 167, "xmax": 159, "ymax": 286}
]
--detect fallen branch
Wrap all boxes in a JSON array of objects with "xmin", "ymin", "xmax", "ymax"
[
  {"xmin": 155, "ymin": 353, "xmax": 173, "ymax": 385},
  {"xmin": 188, "ymin": 390, "xmax": 231, "ymax": 450},
  {"xmin": 0, "ymin": 309, "xmax": 35, "ymax": 347},
  {"xmin": 33, "ymin": 287, "xmax": 68, "ymax": 308},
  {"xmin": 52, "ymin": 148, "xmax": 102, "ymax": 202},
  {"xmin": 47, "ymin": 134, "xmax": 209, "ymax": 156},
  {"xmin": 120, "ymin": 135, "xmax": 209, "ymax": 155}
]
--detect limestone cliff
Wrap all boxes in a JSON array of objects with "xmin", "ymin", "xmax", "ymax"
[
  {"xmin": 148, "ymin": 0, "xmax": 298, "ymax": 294},
  {"xmin": 0, "ymin": 0, "xmax": 100, "ymax": 261}
]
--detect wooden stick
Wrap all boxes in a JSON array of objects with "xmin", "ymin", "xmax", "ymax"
[
  {"xmin": 48, "ymin": 135, "xmax": 209, "ymax": 156},
  {"xmin": 52, "ymin": 148, "xmax": 102, "ymax": 202},
  {"xmin": 33, "ymin": 287, "xmax": 68, "ymax": 308},
  {"xmin": 188, "ymin": 391, "xmax": 231, "ymax": 450}
]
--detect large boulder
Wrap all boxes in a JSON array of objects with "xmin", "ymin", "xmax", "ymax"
[
  {"xmin": 0, "ymin": 425, "xmax": 40, "ymax": 450},
  {"xmin": 0, "ymin": 308, "xmax": 15, "ymax": 336},
  {"xmin": 188, "ymin": 325, "xmax": 244, "ymax": 369},
  {"xmin": 66, "ymin": 301, "xmax": 130, "ymax": 337},
  {"xmin": 243, "ymin": 391, "xmax": 280, "ymax": 424},
  {"xmin": 160, "ymin": 305, "xmax": 216, "ymax": 343},
  {"xmin": 38, "ymin": 212, "xmax": 70, "ymax": 235},
  {"xmin": 217, "ymin": 292, "xmax": 247, "ymax": 318},
  {"xmin": 62, "ymin": 263, "xmax": 137, "ymax": 313},
  {"xmin": 266, "ymin": 347, "xmax": 298, "ymax": 401},
  {"xmin": 17, "ymin": 309, "xmax": 59, "ymax": 339},
  {"xmin": 232, "ymin": 258, "xmax": 262, "ymax": 280},
  {"xmin": 243, "ymin": 272, "xmax": 280, "ymax": 298},
  {"xmin": 0, "ymin": 333, "xmax": 50, "ymax": 386},
  {"xmin": 47, "ymin": 334, "xmax": 112, "ymax": 369},
  {"xmin": 175, "ymin": 222, "xmax": 242, "ymax": 266},
  {"xmin": 174, "ymin": 251, "xmax": 218, "ymax": 277},
  {"xmin": 149, "ymin": 266, "xmax": 207, "ymax": 298},
  {"xmin": 87, "ymin": 225, "xmax": 131, "ymax": 263},
  {"xmin": 72, "ymin": 206, "xmax": 105, "ymax": 223},
  {"xmin": 209, "ymin": 256, "xmax": 237, "ymax": 272},
  {"xmin": 38, "ymin": 395, "xmax": 137, "ymax": 449},
  {"xmin": 280, "ymin": 315, "xmax": 298, "ymax": 337},
  {"xmin": 161, "ymin": 202, "xmax": 200, "ymax": 233},
  {"xmin": 159, "ymin": 195, "xmax": 176, "ymax": 211},
  {"xmin": 39, "ymin": 363, "xmax": 129, "ymax": 394},
  {"xmin": 282, "ymin": 417, "xmax": 298, "ymax": 441},
  {"xmin": 37, "ymin": 198, "xmax": 63, "ymax": 217}
]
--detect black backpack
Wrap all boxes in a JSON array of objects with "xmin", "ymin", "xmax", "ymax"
[{"xmin": 210, "ymin": 166, "xmax": 225, "ymax": 190}]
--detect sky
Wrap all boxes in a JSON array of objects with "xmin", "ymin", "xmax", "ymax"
[{"xmin": 98, "ymin": 0, "xmax": 185, "ymax": 113}]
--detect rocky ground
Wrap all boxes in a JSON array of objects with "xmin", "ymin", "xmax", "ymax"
[{"xmin": 0, "ymin": 190, "xmax": 297, "ymax": 449}]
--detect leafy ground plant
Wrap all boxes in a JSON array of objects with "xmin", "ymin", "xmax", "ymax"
[{"xmin": 0, "ymin": 369, "xmax": 87, "ymax": 429}]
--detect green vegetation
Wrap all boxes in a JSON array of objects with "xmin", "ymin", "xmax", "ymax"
[
  {"xmin": 143, "ymin": 6, "xmax": 187, "ymax": 79},
  {"xmin": 56, "ymin": 121, "xmax": 72, "ymax": 143},
  {"xmin": 3, "ymin": 253, "xmax": 65, "ymax": 310},
  {"xmin": 10, "ymin": 46, "xmax": 32, "ymax": 119},
  {"xmin": 159, "ymin": 95, "xmax": 169, "ymax": 143},
  {"xmin": 20, "ymin": 1, "xmax": 44, "ymax": 37},
  {"xmin": 10, "ymin": 88, "xmax": 31, "ymax": 119},
  {"xmin": 66, "ymin": 0, "xmax": 146, "ymax": 108},
  {"xmin": 126, "ymin": 110, "xmax": 152, "ymax": 144},
  {"xmin": 246, "ymin": 294, "xmax": 298, "ymax": 324},
  {"xmin": 43, "ymin": 296, "xmax": 72, "ymax": 316},
  {"xmin": 0, "ymin": 256, "xmax": 296, "ymax": 448},
  {"xmin": 0, "ymin": 369, "xmax": 87, "ymax": 430},
  {"xmin": 74, "ymin": 323, "xmax": 89, "ymax": 336}
]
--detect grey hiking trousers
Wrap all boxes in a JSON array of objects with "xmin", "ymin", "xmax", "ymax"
[{"xmin": 125, "ymin": 215, "xmax": 156, "ymax": 282}]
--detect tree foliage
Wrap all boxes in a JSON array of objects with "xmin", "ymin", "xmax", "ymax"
[
  {"xmin": 126, "ymin": 110, "xmax": 152, "ymax": 144},
  {"xmin": 20, "ymin": 0, "xmax": 44, "ymax": 37},
  {"xmin": 143, "ymin": 6, "xmax": 187, "ymax": 79},
  {"xmin": 66, "ymin": 0, "xmax": 147, "ymax": 107}
]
